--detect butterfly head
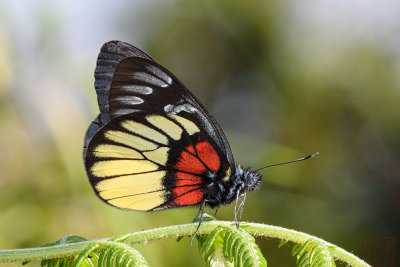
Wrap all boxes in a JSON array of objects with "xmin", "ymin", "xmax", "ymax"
[{"xmin": 235, "ymin": 166, "xmax": 263, "ymax": 193}]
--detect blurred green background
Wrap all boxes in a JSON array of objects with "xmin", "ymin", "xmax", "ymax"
[{"xmin": 0, "ymin": 0, "xmax": 399, "ymax": 266}]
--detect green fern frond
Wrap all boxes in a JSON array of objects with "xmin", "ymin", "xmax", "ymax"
[
  {"xmin": 291, "ymin": 239, "xmax": 336, "ymax": 267},
  {"xmin": 74, "ymin": 241, "xmax": 148, "ymax": 267},
  {"xmin": 278, "ymin": 240, "xmax": 288, "ymax": 248},
  {"xmin": 197, "ymin": 225, "xmax": 267, "ymax": 267},
  {"xmin": 23, "ymin": 236, "xmax": 89, "ymax": 266},
  {"xmin": 24, "ymin": 235, "xmax": 148, "ymax": 267},
  {"xmin": 6, "ymin": 222, "xmax": 369, "ymax": 267}
]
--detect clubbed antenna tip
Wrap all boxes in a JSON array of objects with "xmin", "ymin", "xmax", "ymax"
[{"xmin": 256, "ymin": 152, "xmax": 319, "ymax": 172}]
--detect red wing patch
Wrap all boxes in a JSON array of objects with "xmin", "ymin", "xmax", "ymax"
[
  {"xmin": 175, "ymin": 150, "xmax": 206, "ymax": 174},
  {"xmin": 195, "ymin": 141, "xmax": 220, "ymax": 172},
  {"xmin": 171, "ymin": 140, "xmax": 221, "ymax": 207},
  {"xmin": 185, "ymin": 144, "xmax": 195, "ymax": 154},
  {"xmin": 172, "ymin": 172, "xmax": 203, "ymax": 206}
]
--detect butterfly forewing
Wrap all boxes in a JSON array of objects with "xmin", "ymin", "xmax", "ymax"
[{"xmin": 109, "ymin": 56, "xmax": 235, "ymax": 169}]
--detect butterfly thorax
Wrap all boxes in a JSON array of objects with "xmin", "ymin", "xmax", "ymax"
[{"xmin": 204, "ymin": 165, "xmax": 262, "ymax": 208}]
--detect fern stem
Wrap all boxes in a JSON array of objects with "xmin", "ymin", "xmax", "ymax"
[
  {"xmin": 0, "ymin": 221, "xmax": 370, "ymax": 267},
  {"xmin": 245, "ymin": 222, "xmax": 369, "ymax": 267}
]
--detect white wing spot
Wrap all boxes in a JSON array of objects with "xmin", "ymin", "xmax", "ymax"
[
  {"xmin": 131, "ymin": 72, "xmax": 168, "ymax": 87},
  {"xmin": 112, "ymin": 96, "xmax": 144, "ymax": 104},
  {"xmin": 119, "ymin": 85, "xmax": 153, "ymax": 95},
  {"xmin": 164, "ymin": 103, "xmax": 198, "ymax": 114},
  {"xmin": 112, "ymin": 109, "xmax": 140, "ymax": 116},
  {"xmin": 145, "ymin": 65, "xmax": 172, "ymax": 85}
]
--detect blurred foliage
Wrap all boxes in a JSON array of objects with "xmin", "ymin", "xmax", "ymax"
[{"xmin": 0, "ymin": 0, "xmax": 399, "ymax": 266}]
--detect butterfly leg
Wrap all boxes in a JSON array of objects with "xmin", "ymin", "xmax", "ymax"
[
  {"xmin": 233, "ymin": 190, "xmax": 241, "ymax": 228},
  {"xmin": 237, "ymin": 192, "xmax": 247, "ymax": 224},
  {"xmin": 192, "ymin": 202, "xmax": 204, "ymax": 221},
  {"xmin": 190, "ymin": 200, "xmax": 206, "ymax": 245},
  {"xmin": 214, "ymin": 207, "xmax": 219, "ymax": 217},
  {"xmin": 234, "ymin": 191, "xmax": 247, "ymax": 229}
]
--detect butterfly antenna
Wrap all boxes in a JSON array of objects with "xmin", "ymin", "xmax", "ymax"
[{"xmin": 255, "ymin": 152, "xmax": 319, "ymax": 172}]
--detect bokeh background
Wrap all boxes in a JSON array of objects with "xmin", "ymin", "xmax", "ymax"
[{"xmin": 1, "ymin": 0, "xmax": 399, "ymax": 266}]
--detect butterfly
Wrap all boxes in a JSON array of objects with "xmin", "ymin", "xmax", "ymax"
[{"xmin": 83, "ymin": 41, "xmax": 315, "ymax": 232}]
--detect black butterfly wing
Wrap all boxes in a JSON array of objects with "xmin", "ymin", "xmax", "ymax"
[
  {"xmin": 85, "ymin": 41, "xmax": 235, "ymax": 170},
  {"xmin": 84, "ymin": 41, "xmax": 154, "ymax": 150},
  {"xmin": 83, "ymin": 41, "xmax": 236, "ymax": 211},
  {"xmin": 110, "ymin": 57, "xmax": 234, "ymax": 169},
  {"xmin": 95, "ymin": 40, "xmax": 154, "ymax": 124}
]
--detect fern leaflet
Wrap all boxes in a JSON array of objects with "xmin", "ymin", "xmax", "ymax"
[
  {"xmin": 197, "ymin": 225, "xmax": 267, "ymax": 267},
  {"xmin": 23, "ymin": 235, "xmax": 148, "ymax": 267},
  {"xmin": 291, "ymin": 239, "xmax": 336, "ymax": 267},
  {"xmin": 74, "ymin": 240, "xmax": 148, "ymax": 267}
]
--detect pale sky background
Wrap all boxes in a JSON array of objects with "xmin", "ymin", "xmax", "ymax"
[
  {"xmin": 1, "ymin": 0, "xmax": 399, "ymax": 148},
  {"xmin": 2, "ymin": 0, "xmax": 400, "ymax": 59}
]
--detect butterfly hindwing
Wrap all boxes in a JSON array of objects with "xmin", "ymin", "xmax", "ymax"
[{"xmin": 85, "ymin": 111, "xmax": 232, "ymax": 211}]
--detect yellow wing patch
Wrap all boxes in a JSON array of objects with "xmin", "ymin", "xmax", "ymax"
[
  {"xmin": 91, "ymin": 159, "xmax": 158, "ymax": 178},
  {"xmin": 93, "ymin": 144, "xmax": 143, "ymax": 159},
  {"xmin": 169, "ymin": 114, "xmax": 200, "ymax": 135},
  {"xmin": 107, "ymin": 190, "xmax": 166, "ymax": 210},
  {"xmin": 96, "ymin": 171, "xmax": 165, "ymax": 200},
  {"xmin": 86, "ymin": 114, "xmax": 180, "ymax": 211},
  {"xmin": 121, "ymin": 120, "xmax": 169, "ymax": 145},
  {"xmin": 146, "ymin": 115, "xmax": 182, "ymax": 140},
  {"xmin": 105, "ymin": 130, "xmax": 158, "ymax": 151},
  {"xmin": 143, "ymin": 147, "xmax": 169, "ymax": 165}
]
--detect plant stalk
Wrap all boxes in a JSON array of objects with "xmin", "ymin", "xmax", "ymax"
[{"xmin": 0, "ymin": 221, "xmax": 370, "ymax": 267}]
